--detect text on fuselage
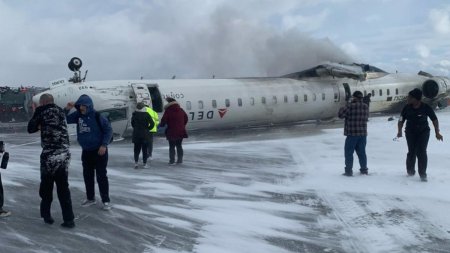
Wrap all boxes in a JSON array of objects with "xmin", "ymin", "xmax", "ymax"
[
  {"xmin": 163, "ymin": 92, "xmax": 185, "ymax": 99},
  {"xmin": 189, "ymin": 111, "xmax": 214, "ymax": 121}
]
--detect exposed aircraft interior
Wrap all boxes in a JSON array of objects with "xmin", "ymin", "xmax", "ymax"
[{"xmin": 282, "ymin": 63, "xmax": 388, "ymax": 80}]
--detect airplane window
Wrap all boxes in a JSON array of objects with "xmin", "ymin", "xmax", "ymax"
[
  {"xmin": 198, "ymin": 100, "xmax": 204, "ymax": 109},
  {"xmin": 304, "ymin": 95, "xmax": 307, "ymax": 102},
  {"xmin": 387, "ymin": 89, "xmax": 390, "ymax": 96},
  {"xmin": 294, "ymin": 95, "xmax": 298, "ymax": 103},
  {"xmin": 379, "ymin": 89, "xmax": 382, "ymax": 96},
  {"xmin": 334, "ymin": 93, "xmax": 338, "ymax": 100},
  {"xmin": 212, "ymin": 100, "xmax": 217, "ymax": 108},
  {"xmin": 186, "ymin": 101, "xmax": 192, "ymax": 110},
  {"xmin": 396, "ymin": 88, "xmax": 399, "ymax": 95},
  {"xmin": 225, "ymin": 99, "xmax": 230, "ymax": 107},
  {"xmin": 238, "ymin": 98, "xmax": 242, "ymax": 107},
  {"xmin": 322, "ymin": 93, "xmax": 325, "ymax": 100},
  {"xmin": 250, "ymin": 97, "xmax": 255, "ymax": 105},
  {"xmin": 313, "ymin": 94, "xmax": 317, "ymax": 101},
  {"xmin": 372, "ymin": 90, "xmax": 375, "ymax": 97},
  {"xmin": 261, "ymin": 97, "xmax": 266, "ymax": 104},
  {"xmin": 284, "ymin": 95, "xmax": 288, "ymax": 103},
  {"xmin": 97, "ymin": 108, "xmax": 127, "ymax": 122},
  {"xmin": 272, "ymin": 96, "xmax": 277, "ymax": 104}
]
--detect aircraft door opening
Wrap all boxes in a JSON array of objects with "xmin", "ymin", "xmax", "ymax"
[
  {"xmin": 343, "ymin": 83, "xmax": 351, "ymax": 102},
  {"xmin": 131, "ymin": 83, "xmax": 151, "ymax": 106},
  {"xmin": 147, "ymin": 85, "xmax": 163, "ymax": 113}
]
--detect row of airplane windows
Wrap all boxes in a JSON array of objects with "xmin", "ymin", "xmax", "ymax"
[
  {"xmin": 366, "ymin": 88, "xmax": 399, "ymax": 97},
  {"xmin": 183, "ymin": 88, "xmax": 399, "ymax": 110},
  {"xmin": 185, "ymin": 93, "xmax": 326, "ymax": 110}
]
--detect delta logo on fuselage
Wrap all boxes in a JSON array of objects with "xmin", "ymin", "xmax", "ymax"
[
  {"xmin": 218, "ymin": 109, "xmax": 227, "ymax": 118},
  {"xmin": 186, "ymin": 108, "xmax": 228, "ymax": 121}
]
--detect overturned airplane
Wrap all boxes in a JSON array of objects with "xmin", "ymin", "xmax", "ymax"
[{"xmin": 33, "ymin": 58, "xmax": 450, "ymax": 138}]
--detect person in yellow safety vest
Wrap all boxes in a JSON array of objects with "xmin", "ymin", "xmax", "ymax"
[{"xmin": 145, "ymin": 105, "xmax": 159, "ymax": 160}]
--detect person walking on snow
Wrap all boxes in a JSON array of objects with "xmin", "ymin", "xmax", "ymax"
[
  {"xmin": 160, "ymin": 97, "xmax": 188, "ymax": 165},
  {"xmin": 145, "ymin": 103, "xmax": 159, "ymax": 160},
  {"xmin": 131, "ymin": 102, "xmax": 155, "ymax": 169},
  {"xmin": 338, "ymin": 90, "xmax": 370, "ymax": 176},
  {"xmin": 65, "ymin": 94, "xmax": 113, "ymax": 210},
  {"xmin": 28, "ymin": 93, "xmax": 75, "ymax": 228},
  {"xmin": 397, "ymin": 88, "xmax": 443, "ymax": 182}
]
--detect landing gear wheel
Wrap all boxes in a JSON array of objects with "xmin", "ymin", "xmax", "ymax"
[{"xmin": 68, "ymin": 57, "xmax": 82, "ymax": 71}]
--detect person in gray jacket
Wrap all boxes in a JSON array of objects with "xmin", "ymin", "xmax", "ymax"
[{"xmin": 28, "ymin": 93, "xmax": 75, "ymax": 228}]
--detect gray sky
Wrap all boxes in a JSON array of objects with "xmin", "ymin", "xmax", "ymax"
[{"xmin": 0, "ymin": 0, "xmax": 449, "ymax": 86}]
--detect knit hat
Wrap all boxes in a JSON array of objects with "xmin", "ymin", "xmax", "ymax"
[
  {"xmin": 408, "ymin": 88, "xmax": 422, "ymax": 101},
  {"xmin": 166, "ymin": 97, "xmax": 176, "ymax": 103},
  {"xmin": 352, "ymin": 91, "xmax": 363, "ymax": 99},
  {"xmin": 136, "ymin": 102, "xmax": 145, "ymax": 110}
]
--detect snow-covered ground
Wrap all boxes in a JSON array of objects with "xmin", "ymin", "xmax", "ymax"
[{"xmin": 1, "ymin": 109, "xmax": 450, "ymax": 253}]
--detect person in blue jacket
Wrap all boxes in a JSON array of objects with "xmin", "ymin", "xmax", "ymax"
[{"xmin": 65, "ymin": 94, "xmax": 113, "ymax": 210}]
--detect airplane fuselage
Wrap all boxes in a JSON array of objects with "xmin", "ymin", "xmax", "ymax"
[{"xmin": 35, "ymin": 72, "xmax": 449, "ymax": 138}]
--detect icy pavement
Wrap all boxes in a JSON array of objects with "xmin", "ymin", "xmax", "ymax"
[{"xmin": 1, "ymin": 111, "xmax": 450, "ymax": 253}]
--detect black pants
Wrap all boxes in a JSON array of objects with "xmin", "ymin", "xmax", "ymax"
[
  {"xmin": 147, "ymin": 133, "xmax": 154, "ymax": 157},
  {"xmin": 168, "ymin": 139, "xmax": 183, "ymax": 163},
  {"xmin": 39, "ymin": 169, "xmax": 74, "ymax": 222},
  {"xmin": 405, "ymin": 130, "xmax": 430, "ymax": 177},
  {"xmin": 0, "ymin": 173, "xmax": 4, "ymax": 210},
  {"xmin": 134, "ymin": 142, "xmax": 148, "ymax": 164},
  {"xmin": 39, "ymin": 151, "xmax": 73, "ymax": 222},
  {"xmin": 81, "ymin": 149, "xmax": 110, "ymax": 203}
]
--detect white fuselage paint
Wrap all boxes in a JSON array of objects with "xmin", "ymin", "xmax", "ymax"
[{"xmin": 33, "ymin": 72, "xmax": 448, "ymax": 137}]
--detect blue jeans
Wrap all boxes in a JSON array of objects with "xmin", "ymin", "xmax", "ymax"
[{"xmin": 344, "ymin": 136, "xmax": 367, "ymax": 174}]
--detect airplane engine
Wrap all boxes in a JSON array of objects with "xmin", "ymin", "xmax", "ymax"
[{"xmin": 422, "ymin": 79, "xmax": 446, "ymax": 99}]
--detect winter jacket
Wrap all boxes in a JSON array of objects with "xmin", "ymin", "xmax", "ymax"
[
  {"xmin": 399, "ymin": 103, "xmax": 437, "ymax": 133},
  {"xmin": 27, "ymin": 103, "xmax": 71, "ymax": 175},
  {"xmin": 28, "ymin": 103, "xmax": 70, "ymax": 152},
  {"xmin": 146, "ymin": 106, "xmax": 159, "ymax": 133},
  {"xmin": 338, "ymin": 100, "xmax": 369, "ymax": 136},
  {"xmin": 65, "ymin": 95, "xmax": 113, "ymax": 151},
  {"xmin": 160, "ymin": 101, "xmax": 188, "ymax": 141},
  {"xmin": 131, "ymin": 108, "xmax": 155, "ymax": 143}
]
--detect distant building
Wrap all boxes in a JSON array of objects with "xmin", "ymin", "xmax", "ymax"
[{"xmin": 0, "ymin": 86, "xmax": 46, "ymax": 123}]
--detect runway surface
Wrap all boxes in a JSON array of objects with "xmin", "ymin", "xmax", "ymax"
[{"xmin": 1, "ymin": 113, "xmax": 450, "ymax": 253}]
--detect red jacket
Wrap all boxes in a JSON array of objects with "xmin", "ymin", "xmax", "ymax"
[{"xmin": 160, "ymin": 102, "xmax": 188, "ymax": 140}]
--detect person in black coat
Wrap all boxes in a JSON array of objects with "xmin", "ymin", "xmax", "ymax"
[{"xmin": 131, "ymin": 102, "xmax": 155, "ymax": 169}]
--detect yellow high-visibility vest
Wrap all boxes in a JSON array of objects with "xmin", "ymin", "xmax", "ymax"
[{"xmin": 146, "ymin": 107, "xmax": 159, "ymax": 133}]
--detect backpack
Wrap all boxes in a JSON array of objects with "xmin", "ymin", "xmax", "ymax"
[{"xmin": 95, "ymin": 112, "xmax": 113, "ymax": 144}]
